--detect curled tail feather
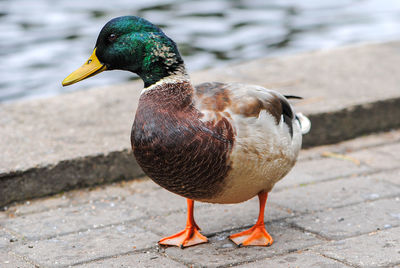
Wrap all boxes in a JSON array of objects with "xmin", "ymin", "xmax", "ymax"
[{"xmin": 296, "ymin": 113, "xmax": 311, "ymax": 134}]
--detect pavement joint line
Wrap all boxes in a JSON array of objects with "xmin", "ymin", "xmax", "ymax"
[
  {"xmin": 298, "ymin": 136, "xmax": 400, "ymax": 163},
  {"xmin": 271, "ymin": 166, "xmax": 400, "ymax": 194},
  {"xmin": 272, "ymin": 194, "xmax": 400, "ymax": 231},
  {"xmin": 0, "ymin": 225, "xmax": 27, "ymax": 242},
  {"xmin": 3, "ymin": 218, "xmax": 149, "ymax": 242},
  {"xmin": 286, "ymin": 221, "xmax": 333, "ymax": 242},
  {"xmin": 314, "ymin": 251, "xmax": 359, "ymax": 268},
  {"xmin": 309, "ymin": 239, "xmax": 400, "ymax": 268},
  {"xmin": 285, "ymin": 194, "xmax": 400, "ymax": 219},
  {"xmin": 156, "ymin": 247, "xmax": 198, "ymax": 267},
  {"xmin": 155, "ymin": 251, "xmax": 192, "ymax": 268},
  {"xmin": 67, "ymin": 247, "xmax": 156, "ymax": 267},
  {"xmin": 155, "ymin": 248, "xmax": 197, "ymax": 268},
  {"xmin": 1, "ymin": 250, "xmax": 40, "ymax": 268},
  {"xmin": 20, "ymin": 253, "xmax": 41, "ymax": 268},
  {"xmin": 224, "ymin": 248, "xmax": 331, "ymax": 268},
  {"xmin": 382, "ymin": 179, "xmax": 400, "ymax": 189},
  {"xmin": 20, "ymin": 218, "xmax": 155, "ymax": 242},
  {"xmin": 287, "ymin": 198, "xmax": 400, "ymax": 240},
  {"xmin": 153, "ymin": 249, "xmax": 189, "ymax": 267}
]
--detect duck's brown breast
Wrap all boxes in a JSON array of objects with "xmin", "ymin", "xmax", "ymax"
[{"xmin": 131, "ymin": 82, "xmax": 235, "ymax": 200}]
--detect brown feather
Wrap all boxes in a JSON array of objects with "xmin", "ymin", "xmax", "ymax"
[{"xmin": 131, "ymin": 81, "xmax": 235, "ymax": 200}]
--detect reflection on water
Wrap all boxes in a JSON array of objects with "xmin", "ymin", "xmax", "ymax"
[{"xmin": 1, "ymin": 0, "xmax": 400, "ymax": 102}]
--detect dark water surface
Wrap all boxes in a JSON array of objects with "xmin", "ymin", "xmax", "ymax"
[{"xmin": 1, "ymin": 0, "xmax": 400, "ymax": 102}]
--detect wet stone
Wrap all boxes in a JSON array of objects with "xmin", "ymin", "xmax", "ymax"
[
  {"xmin": 162, "ymin": 222, "xmax": 321, "ymax": 267},
  {"xmin": 236, "ymin": 251, "xmax": 349, "ymax": 267},
  {"xmin": 270, "ymin": 175, "xmax": 398, "ymax": 214},
  {"xmin": 289, "ymin": 198, "xmax": 400, "ymax": 240},
  {"xmin": 12, "ymin": 224, "xmax": 159, "ymax": 267},
  {"xmin": 74, "ymin": 252, "xmax": 186, "ymax": 267},
  {"xmin": 314, "ymin": 226, "xmax": 400, "ymax": 267},
  {"xmin": 136, "ymin": 198, "xmax": 290, "ymax": 237},
  {"xmin": 1, "ymin": 199, "xmax": 145, "ymax": 240}
]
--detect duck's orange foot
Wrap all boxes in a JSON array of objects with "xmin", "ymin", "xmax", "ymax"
[
  {"xmin": 158, "ymin": 226, "xmax": 208, "ymax": 248},
  {"xmin": 229, "ymin": 224, "xmax": 274, "ymax": 247}
]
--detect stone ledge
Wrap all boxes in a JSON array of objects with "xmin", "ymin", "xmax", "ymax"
[{"xmin": 1, "ymin": 41, "xmax": 400, "ymax": 207}]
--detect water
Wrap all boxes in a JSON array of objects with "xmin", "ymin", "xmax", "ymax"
[{"xmin": 1, "ymin": 0, "xmax": 400, "ymax": 102}]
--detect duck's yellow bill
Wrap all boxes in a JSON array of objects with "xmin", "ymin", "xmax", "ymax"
[{"xmin": 62, "ymin": 48, "xmax": 107, "ymax": 86}]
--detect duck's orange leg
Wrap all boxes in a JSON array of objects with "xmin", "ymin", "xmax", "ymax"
[
  {"xmin": 158, "ymin": 199, "xmax": 208, "ymax": 248},
  {"xmin": 229, "ymin": 191, "xmax": 274, "ymax": 247}
]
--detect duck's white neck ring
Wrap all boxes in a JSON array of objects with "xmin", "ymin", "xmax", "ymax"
[{"xmin": 140, "ymin": 71, "xmax": 190, "ymax": 95}]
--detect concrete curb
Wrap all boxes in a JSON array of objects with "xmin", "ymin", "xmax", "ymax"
[
  {"xmin": 1, "ymin": 150, "xmax": 144, "ymax": 208},
  {"xmin": 303, "ymin": 97, "xmax": 400, "ymax": 147},
  {"xmin": 1, "ymin": 41, "xmax": 400, "ymax": 207}
]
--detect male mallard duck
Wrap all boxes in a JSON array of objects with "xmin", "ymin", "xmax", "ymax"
[{"xmin": 62, "ymin": 16, "xmax": 310, "ymax": 248}]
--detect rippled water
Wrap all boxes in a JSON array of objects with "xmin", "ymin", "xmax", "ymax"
[{"xmin": 1, "ymin": 0, "xmax": 400, "ymax": 102}]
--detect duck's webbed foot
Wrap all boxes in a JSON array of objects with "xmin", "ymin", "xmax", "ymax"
[
  {"xmin": 229, "ymin": 191, "xmax": 274, "ymax": 247},
  {"xmin": 158, "ymin": 199, "xmax": 208, "ymax": 248}
]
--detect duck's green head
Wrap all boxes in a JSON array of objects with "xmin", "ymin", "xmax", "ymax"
[{"xmin": 62, "ymin": 16, "xmax": 184, "ymax": 88}]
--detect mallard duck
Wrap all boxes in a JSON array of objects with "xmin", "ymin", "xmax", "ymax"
[{"xmin": 62, "ymin": 16, "xmax": 310, "ymax": 248}]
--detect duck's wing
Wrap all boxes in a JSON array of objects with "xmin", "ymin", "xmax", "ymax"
[{"xmin": 194, "ymin": 82, "xmax": 303, "ymax": 138}]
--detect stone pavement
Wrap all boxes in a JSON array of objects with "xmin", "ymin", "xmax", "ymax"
[{"xmin": 1, "ymin": 129, "xmax": 400, "ymax": 268}]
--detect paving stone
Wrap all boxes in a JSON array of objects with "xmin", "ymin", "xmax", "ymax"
[
  {"xmin": 298, "ymin": 129, "xmax": 400, "ymax": 162},
  {"xmin": 347, "ymin": 142, "xmax": 400, "ymax": 170},
  {"xmin": 289, "ymin": 198, "xmax": 400, "ymax": 240},
  {"xmin": 1, "ymin": 199, "xmax": 145, "ymax": 240},
  {"xmin": 0, "ymin": 210, "xmax": 6, "ymax": 220},
  {"xmin": 0, "ymin": 250, "xmax": 36, "ymax": 268},
  {"xmin": 75, "ymin": 252, "xmax": 186, "ymax": 268},
  {"xmin": 0, "ymin": 228, "xmax": 20, "ymax": 249},
  {"xmin": 5, "ymin": 197, "xmax": 71, "ymax": 218},
  {"xmin": 137, "ymin": 198, "xmax": 290, "ymax": 237},
  {"xmin": 5, "ymin": 179, "xmax": 151, "ymax": 217},
  {"xmin": 314, "ymin": 226, "xmax": 400, "ymax": 267},
  {"xmin": 271, "ymin": 175, "xmax": 398, "ymax": 213},
  {"xmin": 375, "ymin": 169, "xmax": 400, "ymax": 186},
  {"xmin": 373, "ymin": 141, "xmax": 400, "ymax": 159},
  {"xmin": 274, "ymin": 156, "xmax": 370, "ymax": 191},
  {"xmin": 124, "ymin": 187, "xmax": 204, "ymax": 216},
  {"xmin": 12, "ymin": 224, "xmax": 159, "ymax": 267},
  {"xmin": 162, "ymin": 222, "xmax": 321, "ymax": 267},
  {"xmin": 236, "ymin": 251, "xmax": 349, "ymax": 267}
]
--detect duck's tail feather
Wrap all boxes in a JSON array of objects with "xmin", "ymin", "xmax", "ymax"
[
  {"xmin": 295, "ymin": 113, "xmax": 311, "ymax": 134},
  {"xmin": 284, "ymin": 95, "xmax": 303, "ymax": 100}
]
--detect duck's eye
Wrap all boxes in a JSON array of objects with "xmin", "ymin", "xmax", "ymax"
[{"xmin": 108, "ymin": 33, "xmax": 117, "ymax": 42}]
